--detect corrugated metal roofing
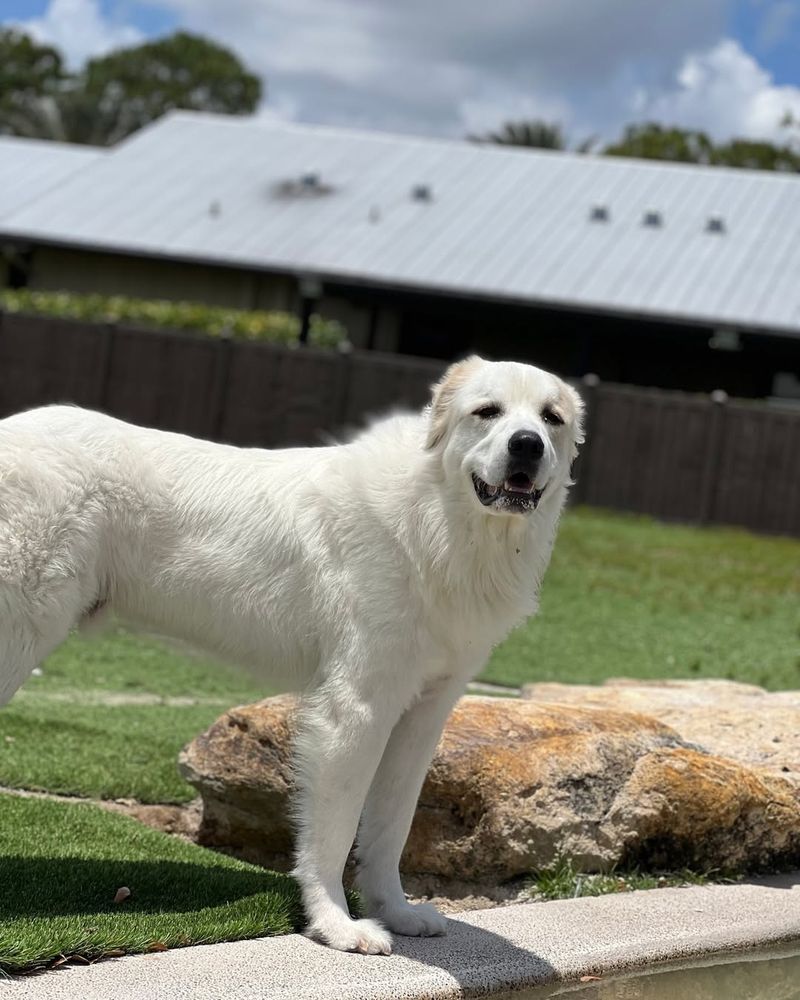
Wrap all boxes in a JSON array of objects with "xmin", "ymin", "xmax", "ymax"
[
  {"xmin": 0, "ymin": 136, "xmax": 101, "ymax": 220},
  {"xmin": 2, "ymin": 111, "xmax": 799, "ymax": 336}
]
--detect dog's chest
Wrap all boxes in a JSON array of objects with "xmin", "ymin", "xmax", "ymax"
[{"xmin": 420, "ymin": 563, "xmax": 538, "ymax": 668}]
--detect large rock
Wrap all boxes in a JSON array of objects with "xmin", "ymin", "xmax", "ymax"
[
  {"xmin": 179, "ymin": 691, "xmax": 800, "ymax": 878},
  {"xmin": 521, "ymin": 679, "xmax": 800, "ymax": 784}
]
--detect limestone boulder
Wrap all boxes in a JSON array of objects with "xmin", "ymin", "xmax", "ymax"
[
  {"xmin": 179, "ymin": 694, "xmax": 297, "ymax": 869},
  {"xmin": 521, "ymin": 678, "xmax": 800, "ymax": 785},
  {"xmin": 179, "ymin": 691, "xmax": 800, "ymax": 878}
]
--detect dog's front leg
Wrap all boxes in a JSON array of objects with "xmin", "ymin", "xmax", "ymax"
[
  {"xmin": 292, "ymin": 677, "xmax": 400, "ymax": 955},
  {"xmin": 355, "ymin": 674, "xmax": 466, "ymax": 937}
]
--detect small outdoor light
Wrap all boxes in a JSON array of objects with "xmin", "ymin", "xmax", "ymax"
[
  {"xmin": 298, "ymin": 274, "xmax": 323, "ymax": 300},
  {"xmin": 708, "ymin": 329, "xmax": 742, "ymax": 352}
]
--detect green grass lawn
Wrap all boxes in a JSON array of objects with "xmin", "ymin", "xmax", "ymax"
[
  {"xmin": 0, "ymin": 794, "xmax": 301, "ymax": 974},
  {"xmin": 484, "ymin": 507, "xmax": 800, "ymax": 689}
]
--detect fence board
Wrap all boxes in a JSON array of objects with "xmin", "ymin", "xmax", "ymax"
[
  {"xmin": 582, "ymin": 384, "xmax": 718, "ymax": 523},
  {"xmin": 1, "ymin": 310, "xmax": 799, "ymax": 537},
  {"xmin": 220, "ymin": 342, "xmax": 346, "ymax": 447},
  {"xmin": 343, "ymin": 352, "xmax": 443, "ymax": 430},
  {"xmin": 0, "ymin": 313, "xmax": 109, "ymax": 415},
  {"xmin": 102, "ymin": 325, "xmax": 221, "ymax": 437},
  {"xmin": 714, "ymin": 403, "xmax": 800, "ymax": 536}
]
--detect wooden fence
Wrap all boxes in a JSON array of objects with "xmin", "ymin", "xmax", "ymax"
[{"xmin": 1, "ymin": 311, "xmax": 799, "ymax": 537}]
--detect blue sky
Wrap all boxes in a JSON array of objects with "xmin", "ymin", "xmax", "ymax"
[{"xmin": 5, "ymin": 0, "xmax": 800, "ymax": 142}]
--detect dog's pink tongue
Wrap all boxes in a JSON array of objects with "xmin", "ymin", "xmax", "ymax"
[{"xmin": 504, "ymin": 477, "xmax": 534, "ymax": 494}]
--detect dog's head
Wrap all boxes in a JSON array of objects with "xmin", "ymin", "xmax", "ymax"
[{"xmin": 425, "ymin": 356, "xmax": 584, "ymax": 516}]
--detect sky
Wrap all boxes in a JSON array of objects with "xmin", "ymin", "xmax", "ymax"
[{"xmin": 4, "ymin": 0, "xmax": 800, "ymax": 145}]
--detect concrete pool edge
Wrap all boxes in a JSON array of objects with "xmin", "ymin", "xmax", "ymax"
[{"xmin": 8, "ymin": 873, "xmax": 800, "ymax": 999}]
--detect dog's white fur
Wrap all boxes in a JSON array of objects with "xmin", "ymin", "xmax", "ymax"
[{"xmin": 0, "ymin": 357, "xmax": 582, "ymax": 954}]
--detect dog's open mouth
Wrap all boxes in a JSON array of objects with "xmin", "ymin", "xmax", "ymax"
[{"xmin": 471, "ymin": 472, "xmax": 545, "ymax": 512}]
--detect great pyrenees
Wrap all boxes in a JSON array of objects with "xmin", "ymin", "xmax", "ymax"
[{"xmin": 0, "ymin": 356, "xmax": 583, "ymax": 954}]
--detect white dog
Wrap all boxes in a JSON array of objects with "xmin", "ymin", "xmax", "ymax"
[{"xmin": 0, "ymin": 356, "xmax": 582, "ymax": 954}]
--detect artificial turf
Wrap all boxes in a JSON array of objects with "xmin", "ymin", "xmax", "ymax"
[
  {"xmin": 0, "ymin": 793, "xmax": 301, "ymax": 974},
  {"xmin": 0, "ymin": 630, "xmax": 267, "ymax": 803}
]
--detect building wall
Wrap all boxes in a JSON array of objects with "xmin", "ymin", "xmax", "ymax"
[
  {"xmin": 29, "ymin": 246, "xmax": 297, "ymax": 313},
  {"xmin": 25, "ymin": 245, "xmax": 390, "ymax": 349}
]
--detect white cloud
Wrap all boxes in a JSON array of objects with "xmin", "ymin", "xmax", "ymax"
[
  {"xmin": 635, "ymin": 38, "xmax": 800, "ymax": 142},
  {"xmin": 16, "ymin": 0, "xmax": 143, "ymax": 68},
  {"xmin": 151, "ymin": 0, "xmax": 730, "ymax": 137},
  {"xmin": 11, "ymin": 0, "xmax": 800, "ymax": 149}
]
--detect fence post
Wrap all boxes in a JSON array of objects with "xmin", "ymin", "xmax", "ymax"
[
  {"xmin": 333, "ymin": 343, "xmax": 354, "ymax": 433},
  {"xmin": 96, "ymin": 322, "xmax": 116, "ymax": 412},
  {"xmin": 210, "ymin": 330, "xmax": 234, "ymax": 442},
  {"xmin": 698, "ymin": 389, "xmax": 728, "ymax": 525},
  {"xmin": 570, "ymin": 372, "xmax": 599, "ymax": 506}
]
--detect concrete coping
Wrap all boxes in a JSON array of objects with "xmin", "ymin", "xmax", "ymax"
[{"xmin": 8, "ymin": 874, "xmax": 800, "ymax": 1000}]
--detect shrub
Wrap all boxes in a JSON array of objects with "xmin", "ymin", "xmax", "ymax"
[{"xmin": 0, "ymin": 289, "xmax": 348, "ymax": 349}]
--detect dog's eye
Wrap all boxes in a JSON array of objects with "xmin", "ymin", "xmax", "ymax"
[
  {"xmin": 473, "ymin": 404, "xmax": 502, "ymax": 419},
  {"xmin": 542, "ymin": 409, "xmax": 564, "ymax": 427}
]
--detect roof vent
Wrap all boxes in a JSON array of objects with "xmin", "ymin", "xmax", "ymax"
[
  {"xmin": 642, "ymin": 210, "xmax": 663, "ymax": 228},
  {"xmin": 706, "ymin": 215, "xmax": 726, "ymax": 234},
  {"xmin": 590, "ymin": 204, "xmax": 609, "ymax": 222},
  {"xmin": 208, "ymin": 200, "xmax": 221, "ymax": 218},
  {"xmin": 273, "ymin": 174, "xmax": 334, "ymax": 199},
  {"xmin": 411, "ymin": 184, "xmax": 432, "ymax": 203}
]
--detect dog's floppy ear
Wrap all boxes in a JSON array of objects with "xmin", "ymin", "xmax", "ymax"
[
  {"xmin": 561, "ymin": 382, "xmax": 586, "ymax": 459},
  {"xmin": 425, "ymin": 355, "xmax": 484, "ymax": 450}
]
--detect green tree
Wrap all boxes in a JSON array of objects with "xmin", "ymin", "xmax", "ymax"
[
  {"xmin": 0, "ymin": 30, "xmax": 262, "ymax": 146},
  {"xmin": 80, "ymin": 31, "xmax": 261, "ymax": 142},
  {"xmin": 604, "ymin": 121, "xmax": 800, "ymax": 172},
  {"xmin": 0, "ymin": 28, "xmax": 64, "ymax": 100},
  {"xmin": 604, "ymin": 123, "xmax": 715, "ymax": 163},
  {"xmin": 711, "ymin": 138, "xmax": 800, "ymax": 172},
  {"xmin": 471, "ymin": 119, "xmax": 567, "ymax": 150}
]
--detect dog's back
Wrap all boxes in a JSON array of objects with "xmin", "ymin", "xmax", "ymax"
[{"xmin": 0, "ymin": 405, "xmax": 351, "ymax": 698}]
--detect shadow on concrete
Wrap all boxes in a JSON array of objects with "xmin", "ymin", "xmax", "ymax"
[{"xmin": 384, "ymin": 913, "xmax": 558, "ymax": 997}]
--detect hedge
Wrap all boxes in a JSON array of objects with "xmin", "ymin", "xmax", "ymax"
[{"xmin": 0, "ymin": 289, "xmax": 348, "ymax": 349}]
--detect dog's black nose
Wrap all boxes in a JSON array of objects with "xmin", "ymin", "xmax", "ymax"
[{"xmin": 508, "ymin": 430, "xmax": 544, "ymax": 460}]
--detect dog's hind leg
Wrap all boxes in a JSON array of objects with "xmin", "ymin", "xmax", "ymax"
[
  {"xmin": 355, "ymin": 674, "xmax": 465, "ymax": 936},
  {"xmin": 0, "ymin": 583, "xmax": 94, "ymax": 707},
  {"xmin": 0, "ymin": 620, "xmax": 69, "ymax": 707},
  {"xmin": 292, "ymin": 665, "xmax": 412, "ymax": 955}
]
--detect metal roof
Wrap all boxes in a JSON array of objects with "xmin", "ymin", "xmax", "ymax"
[
  {"xmin": 0, "ymin": 136, "xmax": 102, "ymax": 221},
  {"xmin": 2, "ymin": 111, "xmax": 800, "ymax": 336}
]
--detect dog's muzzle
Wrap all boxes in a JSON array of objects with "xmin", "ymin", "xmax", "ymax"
[{"xmin": 471, "ymin": 471, "xmax": 546, "ymax": 512}]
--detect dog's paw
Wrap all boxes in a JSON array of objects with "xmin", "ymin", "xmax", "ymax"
[
  {"xmin": 307, "ymin": 916, "xmax": 393, "ymax": 955},
  {"xmin": 374, "ymin": 901, "xmax": 448, "ymax": 938}
]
